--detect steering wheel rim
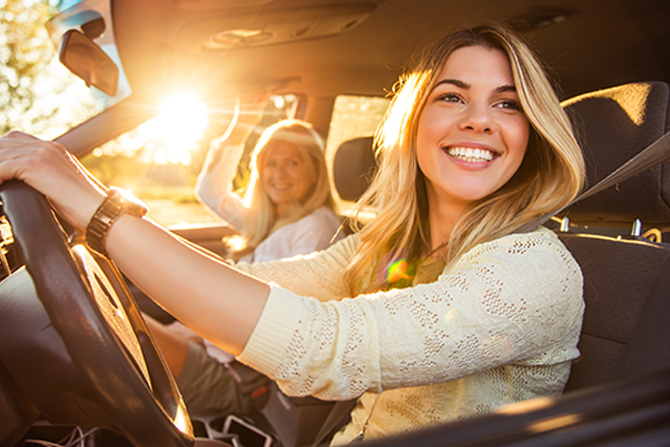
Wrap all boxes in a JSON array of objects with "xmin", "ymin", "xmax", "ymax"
[{"xmin": 0, "ymin": 180, "xmax": 194, "ymax": 447}]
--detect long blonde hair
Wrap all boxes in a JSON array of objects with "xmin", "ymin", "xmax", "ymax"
[
  {"xmin": 233, "ymin": 119, "xmax": 336, "ymax": 255},
  {"xmin": 344, "ymin": 23, "xmax": 585, "ymax": 295}
]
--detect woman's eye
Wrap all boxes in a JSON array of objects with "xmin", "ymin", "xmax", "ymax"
[
  {"xmin": 496, "ymin": 100, "xmax": 522, "ymax": 111},
  {"xmin": 437, "ymin": 93, "xmax": 463, "ymax": 103}
]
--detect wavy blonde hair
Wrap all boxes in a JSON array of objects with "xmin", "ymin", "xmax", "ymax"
[
  {"xmin": 344, "ymin": 23, "xmax": 585, "ymax": 295},
  {"xmin": 234, "ymin": 119, "xmax": 336, "ymax": 254}
]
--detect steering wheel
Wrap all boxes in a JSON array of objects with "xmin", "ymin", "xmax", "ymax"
[{"xmin": 0, "ymin": 181, "xmax": 194, "ymax": 447}]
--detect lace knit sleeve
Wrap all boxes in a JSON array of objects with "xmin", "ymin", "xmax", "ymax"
[
  {"xmin": 237, "ymin": 228, "xmax": 584, "ymax": 400},
  {"xmin": 234, "ymin": 233, "xmax": 358, "ymax": 301}
]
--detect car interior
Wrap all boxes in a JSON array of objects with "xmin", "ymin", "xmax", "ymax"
[{"xmin": 1, "ymin": 0, "xmax": 670, "ymax": 446}]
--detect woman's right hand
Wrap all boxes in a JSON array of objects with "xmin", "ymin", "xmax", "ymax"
[
  {"xmin": 0, "ymin": 132, "xmax": 270, "ymax": 358},
  {"xmin": 212, "ymin": 91, "xmax": 272, "ymax": 150},
  {"xmin": 196, "ymin": 91, "xmax": 272, "ymax": 202},
  {"xmin": 0, "ymin": 131, "xmax": 107, "ymax": 231}
]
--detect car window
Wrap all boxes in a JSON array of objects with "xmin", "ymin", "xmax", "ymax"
[
  {"xmin": 80, "ymin": 94, "xmax": 299, "ymax": 227},
  {"xmin": 326, "ymin": 95, "xmax": 389, "ymax": 155},
  {"xmin": 1, "ymin": 0, "xmax": 129, "ymax": 140}
]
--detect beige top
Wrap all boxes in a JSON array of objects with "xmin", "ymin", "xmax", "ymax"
[{"xmin": 235, "ymin": 226, "xmax": 584, "ymax": 444}]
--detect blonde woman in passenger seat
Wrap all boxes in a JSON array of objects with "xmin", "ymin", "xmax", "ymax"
[
  {"xmin": 148, "ymin": 112, "xmax": 345, "ymax": 418},
  {"xmin": 196, "ymin": 112, "xmax": 343, "ymax": 263},
  {"xmin": 0, "ymin": 22, "xmax": 587, "ymax": 445}
]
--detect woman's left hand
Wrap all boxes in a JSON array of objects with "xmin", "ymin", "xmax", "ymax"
[{"xmin": 0, "ymin": 131, "xmax": 107, "ymax": 230}]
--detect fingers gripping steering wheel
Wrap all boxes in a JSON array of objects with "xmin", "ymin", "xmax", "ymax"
[{"xmin": 0, "ymin": 181, "xmax": 194, "ymax": 447}]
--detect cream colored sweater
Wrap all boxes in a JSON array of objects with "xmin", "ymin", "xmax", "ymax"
[{"xmin": 236, "ymin": 226, "xmax": 584, "ymax": 444}]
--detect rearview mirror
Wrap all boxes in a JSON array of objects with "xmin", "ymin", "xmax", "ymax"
[{"xmin": 58, "ymin": 29, "xmax": 119, "ymax": 97}]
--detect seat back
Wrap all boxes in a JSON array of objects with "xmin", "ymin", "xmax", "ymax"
[
  {"xmin": 559, "ymin": 234, "xmax": 670, "ymax": 390},
  {"xmin": 560, "ymin": 81, "xmax": 670, "ymax": 391},
  {"xmin": 561, "ymin": 82, "xmax": 670, "ymax": 227}
]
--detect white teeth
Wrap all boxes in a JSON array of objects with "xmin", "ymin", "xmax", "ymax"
[{"xmin": 446, "ymin": 147, "xmax": 494, "ymax": 162}]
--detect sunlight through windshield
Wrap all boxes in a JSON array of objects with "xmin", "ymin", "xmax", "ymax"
[
  {"xmin": 81, "ymin": 94, "xmax": 299, "ymax": 227},
  {"xmin": 138, "ymin": 94, "xmax": 209, "ymax": 165}
]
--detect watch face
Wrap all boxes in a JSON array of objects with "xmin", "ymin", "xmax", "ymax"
[{"xmin": 110, "ymin": 187, "xmax": 149, "ymax": 216}]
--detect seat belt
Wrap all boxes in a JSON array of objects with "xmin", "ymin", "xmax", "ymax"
[
  {"xmin": 310, "ymin": 400, "xmax": 356, "ymax": 447},
  {"xmin": 519, "ymin": 130, "xmax": 670, "ymax": 233}
]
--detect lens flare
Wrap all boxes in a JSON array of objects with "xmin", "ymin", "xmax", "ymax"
[{"xmin": 387, "ymin": 259, "xmax": 410, "ymax": 283}]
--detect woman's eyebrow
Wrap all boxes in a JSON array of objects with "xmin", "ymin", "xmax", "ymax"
[
  {"xmin": 434, "ymin": 78, "xmax": 469, "ymax": 89},
  {"xmin": 496, "ymin": 85, "xmax": 518, "ymax": 93},
  {"xmin": 433, "ymin": 79, "xmax": 517, "ymax": 94}
]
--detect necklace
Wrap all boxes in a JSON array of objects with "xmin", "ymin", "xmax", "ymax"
[{"xmin": 349, "ymin": 394, "xmax": 381, "ymax": 444}]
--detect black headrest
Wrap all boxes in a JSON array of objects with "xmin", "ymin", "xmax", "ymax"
[
  {"xmin": 562, "ymin": 81, "xmax": 670, "ymax": 227},
  {"xmin": 332, "ymin": 136, "xmax": 376, "ymax": 202}
]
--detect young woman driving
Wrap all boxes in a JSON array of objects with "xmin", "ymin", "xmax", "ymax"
[{"xmin": 0, "ymin": 22, "xmax": 585, "ymax": 444}]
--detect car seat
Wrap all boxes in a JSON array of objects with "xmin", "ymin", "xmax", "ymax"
[{"xmin": 557, "ymin": 81, "xmax": 670, "ymax": 391}]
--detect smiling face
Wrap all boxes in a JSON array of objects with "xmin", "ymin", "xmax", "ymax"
[
  {"xmin": 416, "ymin": 44, "xmax": 530, "ymax": 225},
  {"xmin": 260, "ymin": 141, "xmax": 315, "ymax": 212}
]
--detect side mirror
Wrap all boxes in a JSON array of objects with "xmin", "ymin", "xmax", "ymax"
[{"xmin": 58, "ymin": 29, "xmax": 119, "ymax": 97}]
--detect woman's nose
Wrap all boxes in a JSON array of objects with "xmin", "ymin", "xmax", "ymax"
[
  {"xmin": 270, "ymin": 164, "xmax": 289, "ymax": 177},
  {"xmin": 459, "ymin": 104, "xmax": 494, "ymax": 133}
]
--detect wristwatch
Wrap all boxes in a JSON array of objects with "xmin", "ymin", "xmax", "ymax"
[{"xmin": 86, "ymin": 187, "xmax": 149, "ymax": 257}]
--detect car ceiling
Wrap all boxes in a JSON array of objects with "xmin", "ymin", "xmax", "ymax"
[
  {"xmin": 56, "ymin": 0, "xmax": 667, "ymax": 153},
  {"xmin": 112, "ymin": 0, "xmax": 670, "ymax": 101}
]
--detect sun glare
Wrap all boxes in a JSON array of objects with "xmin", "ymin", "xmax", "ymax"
[{"xmin": 139, "ymin": 93, "xmax": 209, "ymax": 165}]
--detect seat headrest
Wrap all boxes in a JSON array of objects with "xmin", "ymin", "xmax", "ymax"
[
  {"xmin": 561, "ymin": 81, "xmax": 670, "ymax": 227},
  {"xmin": 332, "ymin": 136, "xmax": 376, "ymax": 202}
]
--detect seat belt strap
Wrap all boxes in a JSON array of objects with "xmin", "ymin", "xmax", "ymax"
[
  {"xmin": 311, "ymin": 400, "xmax": 356, "ymax": 447},
  {"xmin": 519, "ymin": 130, "xmax": 670, "ymax": 233}
]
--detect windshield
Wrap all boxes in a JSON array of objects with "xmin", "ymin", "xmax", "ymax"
[
  {"xmin": 1, "ymin": 0, "xmax": 129, "ymax": 140},
  {"xmin": 4, "ymin": 1, "xmax": 302, "ymax": 228},
  {"xmin": 80, "ymin": 94, "xmax": 300, "ymax": 227}
]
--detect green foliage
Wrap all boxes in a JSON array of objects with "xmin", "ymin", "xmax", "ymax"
[
  {"xmin": 1, "ymin": 0, "xmax": 53, "ymax": 134},
  {"xmin": 1, "ymin": 0, "xmax": 94, "ymax": 138}
]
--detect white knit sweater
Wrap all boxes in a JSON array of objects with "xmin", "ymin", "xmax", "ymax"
[{"xmin": 235, "ymin": 226, "xmax": 584, "ymax": 444}]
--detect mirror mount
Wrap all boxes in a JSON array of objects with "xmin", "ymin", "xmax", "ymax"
[{"xmin": 81, "ymin": 17, "xmax": 106, "ymax": 40}]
